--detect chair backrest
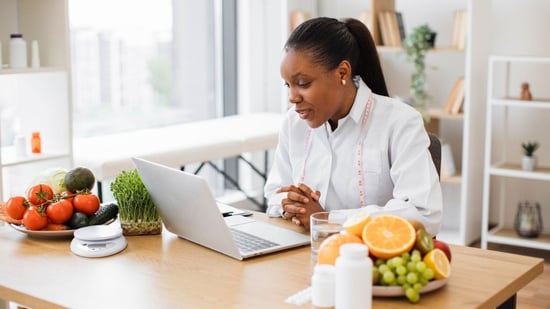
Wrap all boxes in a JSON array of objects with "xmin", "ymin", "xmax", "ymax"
[{"xmin": 428, "ymin": 132, "xmax": 441, "ymax": 178}]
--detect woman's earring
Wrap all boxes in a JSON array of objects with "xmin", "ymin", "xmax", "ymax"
[{"xmin": 341, "ymin": 79, "xmax": 346, "ymax": 86}]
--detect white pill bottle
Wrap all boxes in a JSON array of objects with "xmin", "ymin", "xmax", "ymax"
[
  {"xmin": 334, "ymin": 243, "xmax": 372, "ymax": 309},
  {"xmin": 9, "ymin": 33, "xmax": 27, "ymax": 68}
]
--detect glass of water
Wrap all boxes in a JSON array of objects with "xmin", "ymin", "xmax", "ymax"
[{"xmin": 310, "ymin": 211, "xmax": 346, "ymax": 260}]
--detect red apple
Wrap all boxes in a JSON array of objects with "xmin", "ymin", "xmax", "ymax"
[{"xmin": 433, "ymin": 239, "xmax": 452, "ymax": 263}]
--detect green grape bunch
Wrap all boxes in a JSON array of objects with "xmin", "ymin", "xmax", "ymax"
[{"xmin": 373, "ymin": 249, "xmax": 435, "ymax": 303}]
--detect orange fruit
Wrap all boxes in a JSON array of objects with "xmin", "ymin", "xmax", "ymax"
[
  {"xmin": 361, "ymin": 214, "xmax": 416, "ymax": 259},
  {"xmin": 424, "ymin": 248, "xmax": 451, "ymax": 279},
  {"xmin": 342, "ymin": 211, "xmax": 371, "ymax": 239},
  {"xmin": 317, "ymin": 233, "xmax": 363, "ymax": 265}
]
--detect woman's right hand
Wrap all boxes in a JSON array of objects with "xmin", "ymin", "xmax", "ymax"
[{"xmin": 277, "ymin": 184, "xmax": 322, "ymax": 228}]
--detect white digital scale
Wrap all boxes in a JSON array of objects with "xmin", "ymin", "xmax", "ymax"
[{"xmin": 70, "ymin": 224, "xmax": 127, "ymax": 258}]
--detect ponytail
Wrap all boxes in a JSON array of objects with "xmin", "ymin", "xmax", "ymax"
[
  {"xmin": 285, "ymin": 17, "xmax": 389, "ymax": 96},
  {"xmin": 342, "ymin": 18, "xmax": 389, "ymax": 96}
]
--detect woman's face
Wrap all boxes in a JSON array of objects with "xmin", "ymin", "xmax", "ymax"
[{"xmin": 280, "ymin": 49, "xmax": 350, "ymax": 129}]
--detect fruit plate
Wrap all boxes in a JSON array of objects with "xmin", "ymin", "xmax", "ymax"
[
  {"xmin": 373, "ymin": 279, "xmax": 447, "ymax": 297},
  {"xmin": 10, "ymin": 224, "xmax": 76, "ymax": 239}
]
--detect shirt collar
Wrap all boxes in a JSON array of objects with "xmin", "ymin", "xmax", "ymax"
[
  {"xmin": 348, "ymin": 78, "xmax": 372, "ymax": 126},
  {"xmin": 321, "ymin": 78, "xmax": 373, "ymax": 133}
]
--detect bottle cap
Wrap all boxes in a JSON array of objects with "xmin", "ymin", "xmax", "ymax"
[
  {"xmin": 313, "ymin": 264, "xmax": 335, "ymax": 278},
  {"xmin": 339, "ymin": 243, "xmax": 368, "ymax": 258},
  {"xmin": 10, "ymin": 34, "xmax": 23, "ymax": 39}
]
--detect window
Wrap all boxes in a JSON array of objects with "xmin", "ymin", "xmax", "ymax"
[{"xmin": 69, "ymin": 0, "xmax": 222, "ymax": 138}]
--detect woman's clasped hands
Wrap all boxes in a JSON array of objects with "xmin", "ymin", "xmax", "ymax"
[{"xmin": 277, "ymin": 183, "xmax": 323, "ymax": 228}]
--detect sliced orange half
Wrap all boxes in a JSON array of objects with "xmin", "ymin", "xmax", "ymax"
[
  {"xmin": 361, "ymin": 214, "xmax": 416, "ymax": 259},
  {"xmin": 342, "ymin": 211, "xmax": 371, "ymax": 239}
]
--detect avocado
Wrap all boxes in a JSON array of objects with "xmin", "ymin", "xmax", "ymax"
[{"xmin": 64, "ymin": 167, "xmax": 95, "ymax": 192}]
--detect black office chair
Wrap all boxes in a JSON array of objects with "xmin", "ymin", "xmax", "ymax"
[{"xmin": 427, "ymin": 132, "xmax": 441, "ymax": 179}]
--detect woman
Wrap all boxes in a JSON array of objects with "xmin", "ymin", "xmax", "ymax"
[{"xmin": 264, "ymin": 17, "xmax": 442, "ymax": 236}]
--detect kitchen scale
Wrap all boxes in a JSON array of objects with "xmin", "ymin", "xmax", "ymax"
[{"xmin": 70, "ymin": 224, "xmax": 127, "ymax": 258}]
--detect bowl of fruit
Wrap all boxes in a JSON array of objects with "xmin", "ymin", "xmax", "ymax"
[{"xmin": 316, "ymin": 212, "xmax": 452, "ymax": 304}]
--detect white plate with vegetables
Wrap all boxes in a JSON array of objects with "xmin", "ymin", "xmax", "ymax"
[
  {"xmin": 9, "ymin": 223, "xmax": 77, "ymax": 238},
  {"xmin": 9, "ymin": 203, "xmax": 118, "ymax": 239}
]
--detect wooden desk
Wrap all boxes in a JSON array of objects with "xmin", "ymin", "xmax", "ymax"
[{"xmin": 0, "ymin": 215, "xmax": 543, "ymax": 309}]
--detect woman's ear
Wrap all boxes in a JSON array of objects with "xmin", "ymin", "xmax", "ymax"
[{"xmin": 337, "ymin": 60, "xmax": 352, "ymax": 81}]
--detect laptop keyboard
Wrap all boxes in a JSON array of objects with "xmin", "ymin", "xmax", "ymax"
[{"xmin": 230, "ymin": 228, "xmax": 279, "ymax": 254}]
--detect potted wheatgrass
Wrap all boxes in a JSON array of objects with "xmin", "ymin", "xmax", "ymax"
[{"xmin": 110, "ymin": 169, "xmax": 161, "ymax": 235}]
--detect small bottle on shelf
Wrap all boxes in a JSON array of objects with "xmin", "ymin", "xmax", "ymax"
[
  {"xmin": 31, "ymin": 40, "xmax": 40, "ymax": 68},
  {"xmin": 14, "ymin": 135, "xmax": 28, "ymax": 158},
  {"xmin": 9, "ymin": 34, "xmax": 28, "ymax": 69},
  {"xmin": 31, "ymin": 131, "xmax": 41, "ymax": 154}
]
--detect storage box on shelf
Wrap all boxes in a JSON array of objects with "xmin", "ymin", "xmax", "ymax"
[
  {"xmin": 481, "ymin": 55, "xmax": 550, "ymax": 251},
  {"xmin": 0, "ymin": 0, "xmax": 72, "ymax": 201}
]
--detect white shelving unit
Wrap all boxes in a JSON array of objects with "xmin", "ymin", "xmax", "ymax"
[
  {"xmin": 0, "ymin": 0, "xmax": 73, "ymax": 200},
  {"xmin": 481, "ymin": 55, "xmax": 550, "ymax": 250}
]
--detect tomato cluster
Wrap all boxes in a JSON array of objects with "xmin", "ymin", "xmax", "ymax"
[{"xmin": 6, "ymin": 183, "xmax": 100, "ymax": 231}]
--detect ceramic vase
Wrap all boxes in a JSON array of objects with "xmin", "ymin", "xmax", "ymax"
[{"xmin": 521, "ymin": 155, "xmax": 537, "ymax": 171}]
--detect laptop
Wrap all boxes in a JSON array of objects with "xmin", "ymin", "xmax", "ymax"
[{"xmin": 132, "ymin": 157, "xmax": 310, "ymax": 260}]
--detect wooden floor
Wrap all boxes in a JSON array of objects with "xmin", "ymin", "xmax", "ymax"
[{"xmin": 481, "ymin": 243, "xmax": 550, "ymax": 309}]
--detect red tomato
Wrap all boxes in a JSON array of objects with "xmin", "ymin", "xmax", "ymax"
[
  {"xmin": 6, "ymin": 196, "xmax": 27, "ymax": 220},
  {"xmin": 27, "ymin": 184, "xmax": 54, "ymax": 205},
  {"xmin": 73, "ymin": 193, "xmax": 100, "ymax": 216},
  {"xmin": 22, "ymin": 206, "xmax": 48, "ymax": 230},
  {"xmin": 46, "ymin": 199, "xmax": 74, "ymax": 224}
]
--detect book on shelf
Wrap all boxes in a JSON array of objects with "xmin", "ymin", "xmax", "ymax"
[
  {"xmin": 451, "ymin": 10, "xmax": 467, "ymax": 50},
  {"xmin": 395, "ymin": 12, "xmax": 406, "ymax": 42},
  {"xmin": 443, "ymin": 78, "xmax": 465, "ymax": 115},
  {"xmin": 378, "ymin": 11, "xmax": 402, "ymax": 47}
]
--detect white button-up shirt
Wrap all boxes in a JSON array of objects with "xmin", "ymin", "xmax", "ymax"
[{"xmin": 264, "ymin": 80, "xmax": 443, "ymax": 235}]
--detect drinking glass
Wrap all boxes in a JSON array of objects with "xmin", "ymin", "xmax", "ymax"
[{"xmin": 310, "ymin": 211, "xmax": 346, "ymax": 260}]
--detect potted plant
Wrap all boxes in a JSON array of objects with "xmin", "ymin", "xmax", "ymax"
[
  {"xmin": 521, "ymin": 141, "xmax": 539, "ymax": 171},
  {"xmin": 110, "ymin": 169, "xmax": 162, "ymax": 235},
  {"xmin": 403, "ymin": 24, "xmax": 437, "ymax": 121}
]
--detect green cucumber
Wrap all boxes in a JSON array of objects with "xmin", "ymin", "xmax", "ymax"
[
  {"xmin": 88, "ymin": 202, "xmax": 119, "ymax": 225},
  {"xmin": 69, "ymin": 212, "xmax": 89, "ymax": 229}
]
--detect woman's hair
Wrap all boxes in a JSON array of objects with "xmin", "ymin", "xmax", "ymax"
[{"xmin": 285, "ymin": 17, "xmax": 389, "ymax": 96}]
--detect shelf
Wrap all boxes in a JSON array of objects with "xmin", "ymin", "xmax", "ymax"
[
  {"xmin": 0, "ymin": 67, "xmax": 67, "ymax": 75},
  {"xmin": 482, "ymin": 55, "xmax": 550, "ymax": 251},
  {"xmin": 377, "ymin": 46, "xmax": 465, "ymax": 53},
  {"xmin": 487, "ymin": 226, "xmax": 550, "ymax": 251},
  {"xmin": 491, "ymin": 98, "xmax": 550, "ymax": 108},
  {"xmin": 490, "ymin": 55, "xmax": 550, "ymax": 64},
  {"xmin": 489, "ymin": 163, "xmax": 550, "ymax": 181},
  {"xmin": 1, "ymin": 146, "xmax": 70, "ymax": 167},
  {"xmin": 441, "ymin": 173, "xmax": 462, "ymax": 185}
]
